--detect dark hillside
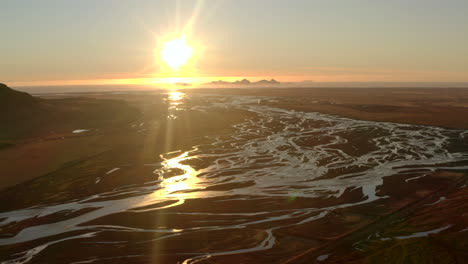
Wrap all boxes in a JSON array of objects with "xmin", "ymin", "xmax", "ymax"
[{"xmin": 0, "ymin": 83, "xmax": 141, "ymax": 140}]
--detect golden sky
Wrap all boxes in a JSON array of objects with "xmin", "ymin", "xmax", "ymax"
[{"xmin": 1, "ymin": 0, "xmax": 468, "ymax": 87}]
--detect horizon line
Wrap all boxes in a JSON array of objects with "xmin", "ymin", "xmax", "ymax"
[{"xmin": 7, "ymin": 77, "xmax": 468, "ymax": 88}]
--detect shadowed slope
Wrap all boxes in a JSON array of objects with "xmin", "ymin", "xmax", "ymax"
[{"xmin": 0, "ymin": 83, "xmax": 141, "ymax": 140}]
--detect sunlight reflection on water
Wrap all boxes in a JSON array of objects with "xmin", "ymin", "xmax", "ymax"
[
  {"xmin": 156, "ymin": 151, "xmax": 204, "ymax": 199},
  {"xmin": 159, "ymin": 91, "xmax": 205, "ymax": 199},
  {"xmin": 167, "ymin": 91, "xmax": 185, "ymax": 112}
]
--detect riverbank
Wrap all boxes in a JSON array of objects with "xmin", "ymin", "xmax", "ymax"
[{"xmin": 190, "ymin": 87, "xmax": 468, "ymax": 129}]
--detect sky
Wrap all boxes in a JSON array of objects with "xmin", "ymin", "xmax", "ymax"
[{"xmin": 1, "ymin": 0, "xmax": 468, "ymax": 87}]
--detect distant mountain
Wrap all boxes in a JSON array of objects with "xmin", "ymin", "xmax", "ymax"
[
  {"xmin": 255, "ymin": 79, "xmax": 280, "ymax": 85},
  {"xmin": 204, "ymin": 78, "xmax": 280, "ymax": 87},
  {"xmin": 174, "ymin": 82, "xmax": 192, "ymax": 87},
  {"xmin": 235, "ymin": 79, "xmax": 251, "ymax": 85},
  {"xmin": 206, "ymin": 80, "xmax": 232, "ymax": 85}
]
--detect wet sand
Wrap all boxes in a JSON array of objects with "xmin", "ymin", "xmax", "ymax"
[
  {"xmin": 1, "ymin": 89, "xmax": 468, "ymax": 263},
  {"xmin": 0, "ymin": 92, "xmax": 253, "ymax": 190},
  {"xmin": 189, "ymin": 87, "xmax": 468, "ymax": 129}
]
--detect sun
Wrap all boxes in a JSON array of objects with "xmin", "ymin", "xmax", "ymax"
[{"xmin": 161, "ymin": 36, "xmax": 193, "ymax": 68}]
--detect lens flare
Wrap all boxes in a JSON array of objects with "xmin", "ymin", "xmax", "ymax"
[{"xmin": 161, "ymin": 36, "xmax": 193, "ymax": 68}]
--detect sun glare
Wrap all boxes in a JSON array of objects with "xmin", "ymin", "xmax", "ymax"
[{"xmin": 161, "ymin": 36, "xmax": 193, "ymax": 68}]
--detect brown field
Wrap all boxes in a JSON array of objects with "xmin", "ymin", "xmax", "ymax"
[
  {"xmin": 1, "ymin": 87, "xmax": 468, "ymax": 264},
  {"xmin": 189, "ymin": 87, "xmax": 468, "ymax": 129}
]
